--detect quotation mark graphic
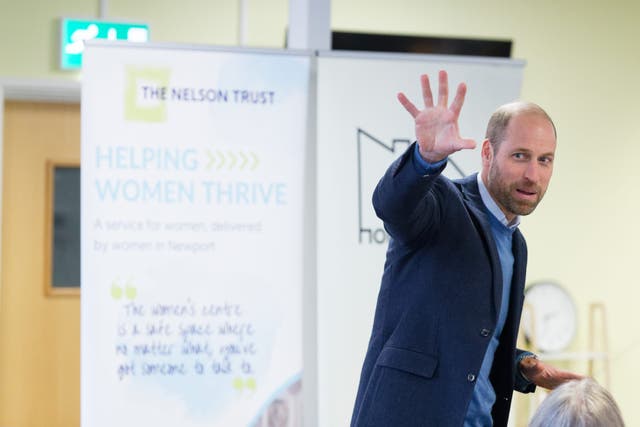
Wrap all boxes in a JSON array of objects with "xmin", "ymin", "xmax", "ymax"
[
  {"xmin": 111, "ymin": 279, "xmax": 137, "ymax": 300},
  {"xmin": 205, "ymin": 150, "xmax": 260, "ymax": 171},
  {"xmin": 232, "ymin": 377, "xmax": 257, "ymax": 392}
]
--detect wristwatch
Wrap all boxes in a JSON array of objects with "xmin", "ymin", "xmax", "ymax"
[{"xmin": 517, "ymin": 352, "xmax": 538, "ymax": 382}]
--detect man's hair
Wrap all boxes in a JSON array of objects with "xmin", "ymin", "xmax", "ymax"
[
  {"xmin": 529, "ymin": 378, "xmax": 625, "ymax": 427},
  {"xmin": 485, "ymin": 101, "xmax": 557, "ymax": 151}
]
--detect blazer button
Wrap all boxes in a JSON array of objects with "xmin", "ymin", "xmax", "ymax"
[
  {"xmin": 467, "ymin": 374, "xmax": 476, "ymax": 382},
  {"xmin": 480, "ymin": 328, "xmax": 491, "ymax": 337}
]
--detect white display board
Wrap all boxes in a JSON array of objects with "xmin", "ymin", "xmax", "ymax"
[
  {"xmin": 316, "ymin": 51, "xmax": 525, "ymax": 427},
  {"xmin": 81, "ymin": 42, "xmax": 310, "ymax": 427}
]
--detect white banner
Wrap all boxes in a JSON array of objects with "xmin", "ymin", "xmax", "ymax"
[
  {"xmin": 316, "ymin": 51, "xmax": 525, "ymax": 427},
  {"xmin": 81, "ymin": 43, "xmax": 309, "ymax": 427}
]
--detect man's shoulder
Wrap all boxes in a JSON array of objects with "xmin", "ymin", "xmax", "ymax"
[
  {"xmin": 451, "ymin": 173, "xmax": 477, "ymax": 185},
  {"xmin": 451, "ymin": 173, "xmax": 479, "ymax": 194}
]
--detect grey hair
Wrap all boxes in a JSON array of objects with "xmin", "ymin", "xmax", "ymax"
[
  {"xmin": 485, "ymin": 101, "xmax": 557, "ymax": 151},
  {"xmin": 529, "ymin": 378, "xmax": 625, "ymax": 427}
]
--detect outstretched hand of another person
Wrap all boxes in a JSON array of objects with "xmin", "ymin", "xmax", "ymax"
[
  {"xmin": 520, "ymin": 356, "xmax": 585, "ymax": 390},
  {"xmin": 397, "ymin": 70, "xmax": 477, "ymax": 163}
]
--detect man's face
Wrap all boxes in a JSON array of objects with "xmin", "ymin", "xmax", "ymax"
[{"xmin": 482, "ymin": 113, "xmax": 557, "ymax": 221}]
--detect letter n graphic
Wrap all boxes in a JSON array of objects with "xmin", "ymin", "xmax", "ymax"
[{"xmin": 356, "ymin": 129, "xmax": 466, "ymax": 244}]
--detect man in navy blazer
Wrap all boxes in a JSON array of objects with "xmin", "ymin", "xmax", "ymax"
[{"xmin": 351, "ymin": 71, "xmax": 581, "ymax": 427}]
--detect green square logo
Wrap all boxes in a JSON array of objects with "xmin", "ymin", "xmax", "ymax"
[{"xmin": 124, "ymin": 67, "xmax": 170, "ymax": 122}]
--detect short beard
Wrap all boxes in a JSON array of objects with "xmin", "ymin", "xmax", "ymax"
[{"xmin": 488, "ymin": 164, "xmax": 544, "ymax": 217}]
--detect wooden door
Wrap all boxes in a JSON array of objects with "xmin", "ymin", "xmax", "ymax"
[{"xmin": 0, "ymin": 101, "xmax": 80, "ymax": 427}]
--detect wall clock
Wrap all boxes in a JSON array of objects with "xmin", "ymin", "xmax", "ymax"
[{"xmin": 521, "ymin": 281, "xmax": 577, "ymax": 353}]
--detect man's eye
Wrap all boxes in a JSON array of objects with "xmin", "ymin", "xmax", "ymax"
[{"xmin": 513, "ymin": 153, "xmax": 524, "ymax": 159}]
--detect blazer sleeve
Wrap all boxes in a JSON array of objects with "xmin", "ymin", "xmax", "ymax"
[
  {"xmin": 513, "ymin": 349, "xmax": 537, "ymax": 393},
  {"xmin": 372, "ymin": 142, "xmax": 448, "ymax": 245}
]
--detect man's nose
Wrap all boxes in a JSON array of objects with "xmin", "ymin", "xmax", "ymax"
[{"xmin": 524, "ymin": 162, "xmax": 540, "ymax": 183}]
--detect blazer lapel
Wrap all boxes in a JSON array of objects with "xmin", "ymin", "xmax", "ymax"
[
  {"xmin": 458, "ymin": 174, "xmax": 503, "ymax": 318},
  {"xmin": 510, "ymin": 229, "xmax": 528, "ymax": 302}
]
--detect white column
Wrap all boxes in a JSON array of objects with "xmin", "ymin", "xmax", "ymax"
[
  {"xmin": 288, "ymin": 0, "xmax": 330, "ymax": 49},
  {"xmin": 238, "ymin": 0, "xmax": 248, "ymax": 46},
  {"xmin": 288, "ymin": 1, "xmax": 328, "ymax": 426}
]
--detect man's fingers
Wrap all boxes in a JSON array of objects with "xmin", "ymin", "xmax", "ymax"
[
  {"xmin": 520, "ymin": 358, "xmax": 586, "ymax": 390},
  {"xmin": 560, "ymin": 370, "xmax": 586, "ymax": 381},
  {"xmin": 420, "ymin": 74, "xmax": 434, "ymax": 108},
  {"xmin": 459, "ymin": 138, "xmax": 477, "ymax": 151},
  {"xmin": 450, "ymin": 83, "xmax": 467, "ymax": 119},
  {"xmin": 437, "ymin": 70, "xmax": 448, "ymax": 107},
  {"xmin": 397, "ymin": 92, "xmax": 420, "ymax": 118}
]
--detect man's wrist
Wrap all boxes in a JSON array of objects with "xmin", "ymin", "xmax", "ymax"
[
  {"xmin": 413, "ymin": 143, "xmax": 447, "ymax": 173},
  {"xmin": 518, "ymin": 352, "xmax": 538, "ymax": 382}
]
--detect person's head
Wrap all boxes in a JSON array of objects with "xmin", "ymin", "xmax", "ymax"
[
  {"xmin": 480, "ymin": 101, "xmax": 557, "ymax": 222},
  {"xmin": 529, "ymin": 378, "xmax": 625, "ymax": 427}
]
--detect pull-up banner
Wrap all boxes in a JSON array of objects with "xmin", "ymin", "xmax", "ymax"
[
  {"xmin": 81, "ymin": 42, "xmax": 309, "ymax": 427},
  {"xmin": 315, "ymin": 51, "xmax": 525, "ymax": 426}
]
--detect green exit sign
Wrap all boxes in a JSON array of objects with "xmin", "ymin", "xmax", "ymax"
[{"xmin": 60, "ymin": 18, "xmax": 149, "ymax": 70}]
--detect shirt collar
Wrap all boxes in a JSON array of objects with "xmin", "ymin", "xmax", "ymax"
[{"xmin": 476, "ymin": 174, "xmax": 520, "ymax": 230}]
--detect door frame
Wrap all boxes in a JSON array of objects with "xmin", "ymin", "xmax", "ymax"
[{"xmin": 0, "ymin": 78, "xmax": 80, "ymax": 309}]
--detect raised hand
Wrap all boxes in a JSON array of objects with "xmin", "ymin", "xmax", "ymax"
[{"xmin": 397, "ymin": 70, "xmax": 476, "ymax": 163}]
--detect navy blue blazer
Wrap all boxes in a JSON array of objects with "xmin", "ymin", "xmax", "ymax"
[{"xmin": 351, "ymin": 144, "xmax": 534, "ymax": 427}]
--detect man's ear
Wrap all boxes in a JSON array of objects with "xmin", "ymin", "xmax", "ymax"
[{"xmin": 481, "ymin": 139, "xmax": 492, "ymax": 168}]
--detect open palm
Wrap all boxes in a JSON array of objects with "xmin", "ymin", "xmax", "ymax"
[{"xmin": 398, "ymin": 71, "xmax": 476, "ymax": 163}]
